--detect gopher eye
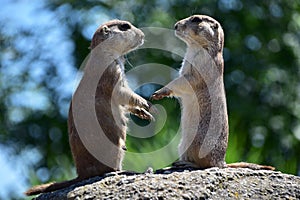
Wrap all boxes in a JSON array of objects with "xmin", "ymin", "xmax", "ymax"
[
  {"xmin": 118, "ymin": 23, "xmax": 131, "ymax": 31},
  {"xmin": 191, "ymin": 17, "xmax": 202, "ymax": 23}
]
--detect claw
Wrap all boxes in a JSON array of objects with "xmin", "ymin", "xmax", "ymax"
[
  {"xmin": 150, "ymin": 92, "xmax": 160, "ymax": 101},
  {"xmin": 128, "ymin": 107, "xmax": 154, "ymax": 121},
  {"xmin": 151, "ymin": 88, "xmax": 172, "ymax": 101},
  {"xmin": 129, "ymin": 97, "xmax": 150, "ymax": 111}
]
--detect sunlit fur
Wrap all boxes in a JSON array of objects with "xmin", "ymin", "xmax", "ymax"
[
  {"xmin": 153, "ymin": 15, "xmax": 274, "ymax": 171},
  {"xmin": 152, "ymin": 15, "xmax": 227, "ymax": 168},
  {"xmin": 174, "ymin": 15, "xmax": 228, "ymax": 168},
  {"xmin": 25, "ymin": 20, "xmax": 152, "ymax": 196}
]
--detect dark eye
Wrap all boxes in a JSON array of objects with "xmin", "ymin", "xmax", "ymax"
[
  {"xmin": 119, "ymin": 23, "xmax": 131, "ymax": 31},
  {"xmin": 191, "ymin": 17, "xmax": 202, "ymax": 23}
]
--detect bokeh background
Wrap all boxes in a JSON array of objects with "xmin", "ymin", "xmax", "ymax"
[{"xmin": 1, "ymin": 0, "xmax": 300, "ymax": 199}]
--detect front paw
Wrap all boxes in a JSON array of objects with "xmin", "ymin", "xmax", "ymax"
[
  {"xmin": 128, "ymin": 107, "xmax": 154, "ymax": 121},
  {"xmin": 130, "ymin": 96, "xmax": 150, "ymax": 111},
  {"xmin": 151, "ymin": 88, "xmax": 172, "ymax": 100}
]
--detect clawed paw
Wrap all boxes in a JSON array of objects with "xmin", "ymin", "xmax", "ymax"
[
  {"xmin": 129, "ymin": 107, "xmax": 154, "ymax": 121},
  {"xmin": 151, "ymin": 88, "xmax": 172, "ymax": 101},
  {"xmin": 130, "ymin": 97, "xmax": 150, "ymax": 111}
]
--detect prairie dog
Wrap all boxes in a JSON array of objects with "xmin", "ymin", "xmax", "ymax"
[
  {"xmin": 152, "ymin": 15, "xmax": 274, "ymax": 170},
  {"xmin": 25, "ymin": 20, "xmax": 152, "ymax": 196}
]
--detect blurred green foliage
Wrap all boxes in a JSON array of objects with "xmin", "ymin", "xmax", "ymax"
[{"xmin": 1, "ymin": 0, "xmax": 300, "ymax": 198}]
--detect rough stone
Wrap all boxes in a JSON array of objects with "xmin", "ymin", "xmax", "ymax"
[{"xmin": 33, "ymin": 167, "xmax": 300, "ymax": 200}]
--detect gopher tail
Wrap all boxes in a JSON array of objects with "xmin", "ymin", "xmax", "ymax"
[
  {"xmin": 25, "ymin": 177, "xmax": 81, "ymax": 196},
  {"xmin": 226, "ymin": 162, "xmax": 275, "ymax": 170}
]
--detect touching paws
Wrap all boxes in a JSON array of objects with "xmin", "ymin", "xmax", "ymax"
[
  {"xmin": 151, "ymin": 87, "xmax": 173, "ymax": 100},
  {"xmin": 130, "ymin": 96, "xmax": 150, "ymax": 110},
  {"xmin": 128, "ymin": 107, "xmax": 154, "ymax": 121}
]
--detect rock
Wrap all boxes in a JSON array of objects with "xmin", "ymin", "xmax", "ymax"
[{"xmin": 34, "ymin": 167, "xmax": 300, "ymax": 200}]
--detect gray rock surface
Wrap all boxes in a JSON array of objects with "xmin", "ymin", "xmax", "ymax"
[{"xmin": 34, "ymin": 167, "xmax": 300, "ymax": 200}]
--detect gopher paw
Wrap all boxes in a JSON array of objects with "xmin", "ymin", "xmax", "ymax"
[
  {"xmin": 151, "ymin": 88, "xmax": 172, "ymax": 100},
  {"xmin": 128, "ymin": 107, "xmax": 154, "ymax": 121},
  {"xmin": 130, "ymin": 96, "xmax": 150, "ymax": 111}
]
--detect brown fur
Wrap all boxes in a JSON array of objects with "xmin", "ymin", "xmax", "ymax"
[
  {"xmin": 25, "ymin": 20, "xmax": 152, "ymax": 196},
  {"xmin": 152, "ymin": 15, "xmax": 274, "ymax": 171}
]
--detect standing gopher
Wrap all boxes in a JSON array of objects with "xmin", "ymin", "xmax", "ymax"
[
  {"xmin": 26, "ymin": 20, "xmax": 152, "ymax": 196},
  {"xmin": 152, "ymin": 15, "xmax": 274, "ymax": 170}
]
